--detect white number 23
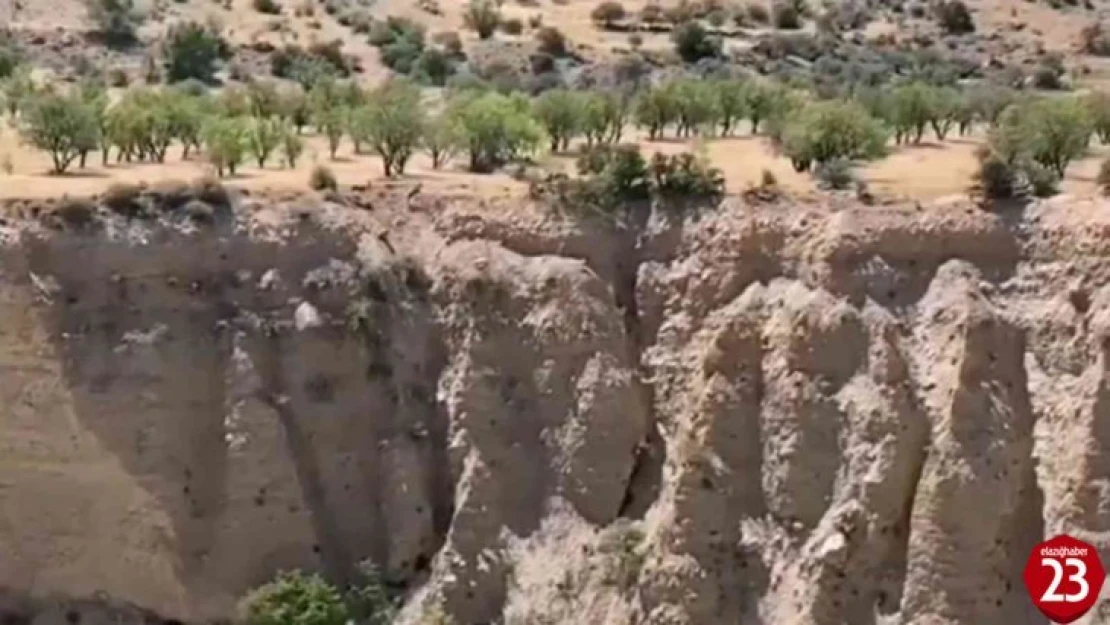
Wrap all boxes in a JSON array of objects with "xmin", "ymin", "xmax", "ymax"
[{"xmin": 1041, "ymin": 558, "xmax": 1090, "ymax": 603}]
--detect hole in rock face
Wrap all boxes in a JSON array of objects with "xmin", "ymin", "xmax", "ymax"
[
  {"xmin": 414, "ymin": 553, "xmax": 430, "ymax": 573},
  {"xmin": 65, "ymin": 611, "xmax": 80, "ymax": 625},
  {"xmin": 1, "ymin": 612, "xmax": 28, "ymax": 625}
]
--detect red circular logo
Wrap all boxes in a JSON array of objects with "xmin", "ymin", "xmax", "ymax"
[{"xmin": 1024, "ymin": 534, "xmax": 1106, "ymax": 623}]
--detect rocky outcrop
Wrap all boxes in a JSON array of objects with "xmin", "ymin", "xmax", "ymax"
[{"xmin": 1, "ymin": 188, "xmax": 1109, "ymax": 625}]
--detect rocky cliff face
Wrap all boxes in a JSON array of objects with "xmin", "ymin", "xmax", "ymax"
[{"xmin": 1, "ymin": 187, "xmax": 1108, "ymax": 625}]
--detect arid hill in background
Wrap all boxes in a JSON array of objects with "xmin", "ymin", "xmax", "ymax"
[{"xmin": 2, "ymin": 0, "xmax": 1110, "ymax": 623}]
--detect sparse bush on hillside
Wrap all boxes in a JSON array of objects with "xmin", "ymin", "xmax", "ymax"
[
  {"xmin": 640, "ymin": 2, "xmax": 665, "ymax": 23},
  {"xmin": 672, "ymin": 21, "xmax": 721, "ymax": 63},
  {"xmin": 1032, "ymin": 54, "xmax": 1067, "ymax": 90},
  {"xmin": 649, "ymin": 151, "xmax": 726, "ymax": 203},
  {"xmin": 814, "ymin": 157, "xmax": 855, "ymax": 190},
  {"xmin": 0, "ymin": 36, "xmax": 23, "ymax": 81},
  {"xmin": 163, "ymin": 21, "xmax": 231, "ymax": 83},
  {"xmin": 83, "ymin": 0, "xmax": 143, "ymax": 45},
  {"xmin": 308, "ymin": 164, "xmax": 338, "ymax": 190},
  {"xmin": 369, "ymin": 16, "xmax": 429, "ymax": 75},
  {"xmin": 19, "ymin": 93, "xmax": 100, "ymax": 174},
  {"xmin": 933, "ymin": 0, "xmax": 974, "ymax": 35},
  {"xmin": 591, "ymin": 1, "xmax": 627, "ymax": 29},
  {"xmin": 771, "ymin": 0, "xmax": 802, "ymax": 29},
  {"xmin": 536, "ymin": 26, "xmax": 569, "ymax": 56},
  {"xmin": 1080, "ymin": 22, "xmax": 1110, "ymax": 56},
  {"xmin": 778, "ymin": 99, "xmax": 887, "ymax": 172},
  {"xmin": 464, "ymin": 0, "xmax": 502, "ymax": 39},
  {"xmin": 252, "ymin": 0, "xmax": 282, "ymax": 14},
  {"xmin": 500, "ymin": 17, "xmax": 525, "ymax": 34},
  {"xmin": 271, "ymin": 44, "xmax": 349, "ymax": 87}
]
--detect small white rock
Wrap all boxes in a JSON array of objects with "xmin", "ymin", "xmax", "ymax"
[{"xmin": 294, "ymin": 301, "xmax": 322, "ymax": 331}]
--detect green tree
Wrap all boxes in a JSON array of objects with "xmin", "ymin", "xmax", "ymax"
[
  {"xmin": 744, "ymin": 79, "xmax": 782, "ymax": 134},
  {"xmin": 581, "ymin": 91, "xmax": 627, "ymax": 147},
  {"xmin": 248, "ymin": 117, "xmax": 284, "ymax": 167},
  {"xmin": 533, "ymin": 89, "xmax": 584, "ymax": 152},
  {"xmin": 672, "ymin": 79, "xmax": 718, "ymax": 137},
  {"xmin": 239, "ymin": 571, "xmax": 348, "ymax": 625},
  {"xmin": 713, "ymin": 79, "xmax": 748, "ymax": 136},
  {"xmin": 448, "ymin": 90, "xmax": 545, "ymax": 172},
  {"xmin": 887, "ymin": 82, "xmax": 933, "ymax": 144},
  {"xmin": 778, "ymin": 99, "xmax": 888, "ymax": 172},
  {"xmin": 20, "ymin": 92, "xmax": 99, "ymax": 174},
  {"xmin": 464, "ymin": 0, "xmax": 502, "ymax": 39},
  {"xmin": 927, "ymin": 86, "xmax": 962, "ymax": 141},
  {"xmin": 361, "ymin": 80, "xmax": 425, "ymax": 176},
  {"xmin": 164, "ymin": 21, "xmax": 231, "ymax": 83},
  {"xmin": 282, "ymin": 128, "xmax": 305, "ymax": 167},
  {"xmin": 990, "ymin": 97, "xmax": 1092, "ymax": 177},
  {"xmin": 423, "ymin": 113, "xmax": 461, "ymax": 169},
  {"xmin": 202, "ymin": 115, "xmax": 249, "ymax": 177},
  {"xmin": 635, "ymin": 82, "xmax": 680, "ymax": 140},
  {"xmin": 3, "ymin": 67, "xmax": 37, "ymax": 117}
]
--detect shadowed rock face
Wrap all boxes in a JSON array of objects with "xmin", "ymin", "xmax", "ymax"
[{"xmin": 1, "ymin": 190, "xmax": 1109, "ymax": 625}]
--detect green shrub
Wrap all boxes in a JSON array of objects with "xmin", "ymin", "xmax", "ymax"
[
  {"xmin": 164, "ymin": 21, "xmax": 231, "ymax": 82},
  {"xmin": 814, "ymin": 157, "xmax": 854, "ymax": 189},
  {"xmin": 648, "ymin": 151, "xmax": 725, "ymax": 202},
  {"xmin": 0, "ymin": 36, "xmax": 23, "ymax": 80},
  {"xmin": 240, "ymin": 571, "xmax": 348, "ymax": 625},
  {"xmin": 591, "ymin": 1, "xmax": 627, "ymax": 28},
  {"xmin": 536, "ymin": 26, "xmax": 569, "ymax": 56},
  {"xmin": 671, "ymin": 21, "xmax": 721, "ymax": 62},
  {"xmin": 84, "ymin": 0, "xmax": 143, "ymax": 45},
  {"xmin": 779, "ymin": 99, "xmax": 887, "ymax": 171},
  {"xmin": 414, "ymin": 48, "xmax": 455, "ymax": 85},
  {"xmin": 252, "ymin": 0, "xmax": 282, "ymax": 13},
  {"xmin": 500, "ymin": 17, "xmax": 525, "ymax": 34},
  {"xmin": 771, "ymin": 0, "xmax": 802, "ymax": 29},
  {"xmin": 308, "ymin": 165, "xmax": 338, "ymax": 190},
  {"xmin": 934, "ymin": 0, "xmax": 973, "ymax": 34}
]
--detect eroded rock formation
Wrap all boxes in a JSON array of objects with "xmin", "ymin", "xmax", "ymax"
[{"xmin": 1, "ymin": 188, "xmax": 1108, "ymax": 625}]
